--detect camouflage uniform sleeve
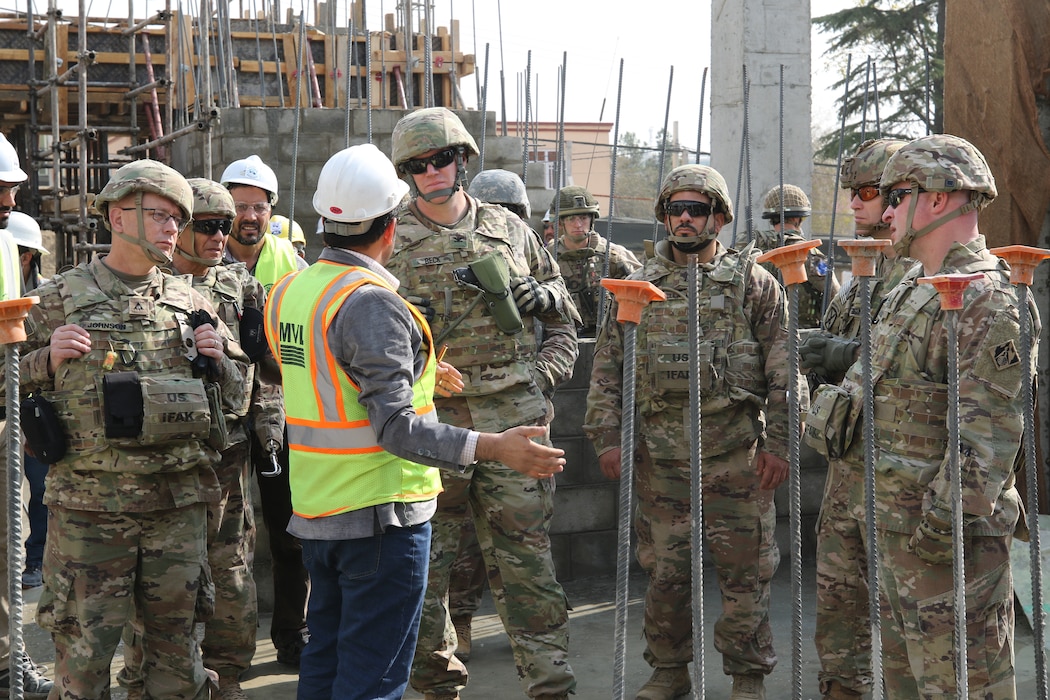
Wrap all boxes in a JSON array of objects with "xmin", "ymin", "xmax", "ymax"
[
  {"xmin": 612, "ymin": 244, "xmax": 642, "ymax": 278},
  {"xmin": 925, "ymin": 287, "xmax": 1035, "ymax": 524},
  {"xmin": 191, "ymin": 289, "xmax": 250, "ymax": 418},
  {"xmin": 16, "ymin": 283, "xmax": 68, "ymax": 393},
  {"xmin": 522, "ymin": 220, "xmax": 582, "ymax": 327},
  {"xmin": 583, "ymin": 298, "xmax": 626, "ymax": 456},
  {"xmin": 746, "ymin": 262, "xmax": 807, "ymax": 458},
  {"xmin": 240, "ymin": 270, "xmax": 285, "ymax": 446},
  {"xmin": 535, "ymin": 320, "xmax": 578, "ymax": 392}
]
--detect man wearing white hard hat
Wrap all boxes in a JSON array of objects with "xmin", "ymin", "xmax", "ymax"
[
  {"xmin": 264, "ymin": 143, "xmax": 565, "ymax": 700},
  {"xmin": 6, "ymin": 210, "xmax": 48, "ymax": 291},
  {"xmin": 220, "ymin": 153, "xmax": 310, "ymax": 667},
  {"xmin": 0, "ymin": 132, "xmax": 54, "ymax": 698}
]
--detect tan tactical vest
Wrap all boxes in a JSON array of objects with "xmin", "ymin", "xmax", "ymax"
[
  {"xmin": 391, "ymin": 202, "xmax": 539, "ymax": 396},
  {"xmin": 634, "ymin": 243, "xmax": 768, "ymax": 459}
]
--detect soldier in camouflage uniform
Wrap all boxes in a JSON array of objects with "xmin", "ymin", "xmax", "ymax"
[
  {"xmin": 17, "ymin": 160, "xmax": 247, "ymax": 699},
  {"xmin": 812, "ymin": 134, "xmax": 1036, "ymax": 698},
  {"xmin": 118, "ymin": 178, "xmax": 283, "ymax": 700},
  {"xmin": 385, "ymin": 107, "xmax": 579, "ymax": 700},
  {"xmin": 585, "ymin": 164, "xmax": 805, "ymax": 700},
  {"xmin": 546, "ymin": 185, "xmax": 641, "ymax": 336},
  {"xmin": 754, "ymin": 184, "xmax": 839, "ymax": 328},
  {"xmin": 800, "ymin": 139, "xmax": 913, "ymax": 700}
]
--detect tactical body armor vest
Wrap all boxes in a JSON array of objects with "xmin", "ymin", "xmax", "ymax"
[{"xmin": 634, "ymin": 242, "xmax": 768, "ymax": 460}]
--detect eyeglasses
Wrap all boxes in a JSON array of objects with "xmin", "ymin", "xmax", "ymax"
[
  {"xmin": 0, "ymin": 184, "xmax": 20, "ymax": 198},
  {"xmin": 399, "ymin": 147, "xmax": 458, "ymax": 175},
  {"xmin": 850, "ymin": 185, "xmax": 881, "ymax": 202},
  {"xmin": 234, "ymin": 202, "xmax": 271, "ymax": 215},
  {"xmin": 886, "ymin": 187, "xmax": 921, "ymax": 209},
  {"xmin": 120, "ymin": 207, "xmax": 188, "ymax": 231},
  {"xmin": 193, "ymin": 218, "xmax": 233, "ymax": 236},
  {"xmin": 665, "ymin": 201, "xmax": 713, "ymax": 218},
  {"xmin": 563, "ymin": 214, "xmax": 592, "ymax": 225}
]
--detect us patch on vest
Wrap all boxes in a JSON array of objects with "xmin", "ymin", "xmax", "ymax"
[{"xmin": 991, "ymin": 339, "xmax": 1020, "ymax": 371}]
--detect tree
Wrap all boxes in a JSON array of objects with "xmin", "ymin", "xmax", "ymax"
[
  {"xmin": 813, "ymin": 0, "xmax": 945, "ymax": 161},
  {"xmin": 609, "ymin": 130, "xmax": 679, "ymax": 220}
]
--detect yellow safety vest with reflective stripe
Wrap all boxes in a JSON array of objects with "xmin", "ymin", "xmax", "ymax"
[
  {"xmin": 0, "ymin": 229, "xmax": 22, "ymax": 300},
  {"xmin": 253, "ymin": 234, "xmax": 300, "ymax": 292},
  {"xmin": 264, "ymin": 260, "xmax": 442, "ymax": 519}
]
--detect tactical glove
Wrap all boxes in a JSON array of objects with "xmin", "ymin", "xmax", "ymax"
[
  {"xmin": 799, "ymin": 332, "xmax": 860, "ymax": 373},
  {"xmin": 401, "ymin": 294, "xmax": 436, "ymax": 322},
  {"xmin": 906, "ymin": 513, "xmax": 954, "ymax": 565},
  {"xmin": 510, "ymin": 276, "xmax": 554, "ymax": 315}
]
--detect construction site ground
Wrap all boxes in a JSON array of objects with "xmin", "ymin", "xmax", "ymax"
[{"xmin": 17, "ymin": 556, "xmax": 1041, "ymax": 700}]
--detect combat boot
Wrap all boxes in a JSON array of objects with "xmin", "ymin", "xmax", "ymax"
[
  {"xmin": 452, "ymin": 615, "xmax": 472, "ymax": 662},
  {"xmin": 730, "ymin": 673, "xmax": 766, "ymax": 700},
  {"xmin": 635, "ymin": 666, "xmax": 691, "ymax": 700},
  {"xmin": 212, "ymin": 673, "xmax": 248, "ymax": 700}
]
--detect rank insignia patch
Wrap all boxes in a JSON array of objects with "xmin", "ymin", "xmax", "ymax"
[{"xmin": 991, "ymin": 339, "xmax": 1020, "ymax": 370}]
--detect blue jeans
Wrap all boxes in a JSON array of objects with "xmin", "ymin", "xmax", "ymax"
[
  {"xmin": 24, "ymin": 454, "xmax": 48, "ymax": 569},
  {"xmin": 297, "ymin": 522, "xmax": 431, "ymax": 700}
]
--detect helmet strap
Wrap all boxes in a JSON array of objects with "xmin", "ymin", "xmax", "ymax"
[
  {"xmin": 112, "ymin": 192, "xmax": 173, "ymax": 266},
  {"xmin": 417, "ymin": 147, "xmax": 467, "ymax": 203},
  {"xmin": 892, "ymin": 187, "xmax": 978, "ymax": 258}
]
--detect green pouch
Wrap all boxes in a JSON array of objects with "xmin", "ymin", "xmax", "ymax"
[
  {"xmin": 462, "ymin": 252, "xmax": 524, "ymax": 335},
  {"xmin": 204, "ymin": 382, "xmax": 229, "ymax": 451},
  {"xmin": 804, "ymin": 382, "xmax": 856, "ymax": 459}
]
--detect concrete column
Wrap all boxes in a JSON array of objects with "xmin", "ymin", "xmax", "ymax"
[{"xmin": 710, "ymin": 0, "xmax": 813, "ymax": 244}]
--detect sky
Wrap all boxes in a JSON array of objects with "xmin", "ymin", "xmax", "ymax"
[{"xmin": 26, "ymin": 0, "xmax": 856, "ymax": 149}]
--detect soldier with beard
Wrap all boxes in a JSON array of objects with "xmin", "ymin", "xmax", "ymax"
[
  {"xmin": 220, "ymin": 155, "xmax": 310, "ymax": 667},
  {"xmin": 585, "ymin": 164, "xmax": 803, "ymax": 700}
]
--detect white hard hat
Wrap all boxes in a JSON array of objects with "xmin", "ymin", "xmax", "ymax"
[
  {"xmin": 0, "ymin": 133, "xmax": 28, "ymax": 184},
  {"xmin": 313, "ymin": 144, "xmax": 409, "ymax": 236},
  {"xmin": 220, "ymin": 155, "xmax": 279, "ymax": 204},
  {"xmin": 6, "ymin": 211, "xmax": 48, "ymax": 254}
]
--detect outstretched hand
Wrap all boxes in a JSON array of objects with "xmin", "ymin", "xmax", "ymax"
[{"xmin": 476, "ymin": 425, "xmax": 565, "ymax": 480}]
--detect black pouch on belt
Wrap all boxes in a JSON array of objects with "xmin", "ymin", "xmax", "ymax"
[
  {"xmin": 102, "ymin": 370, "xmax": 144, "ymax": 439},
  {"xmin": 21, "ymin": 394, "xmax": 68, "ymax": 464}
]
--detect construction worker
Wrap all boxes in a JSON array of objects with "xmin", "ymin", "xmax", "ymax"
[
  {"xmin": 19, "ymin": 159, "xmax": 246, "ymax": 698},
  {"xmin": 118, "ymin": 177, "xmax": 280, "ymax": 699},
  {"xmin": 547, "ymin": 185, "xmax": 640, "ymax": 336},
  {"xmin": 0, "ymin": 132, "xmax": 53, "ymax": 698},
  {"xmin": 813, "ymin": 134, "xmax": 1033, "ymax": 698},
  {"xmin": 801, "ymin": 138, "xmax": 911, "ymax": 700},
  {"xmin": 585, "ymin": 164, "xmax": 803, "ymax": 700},
  {"xmin": 269, "ymin": 213, "xmax": 307, "ymax": 258},
  {"xmin": 5, "ymin": 211, "xmax": 51, "ymax": 591},
  {"xmin": 264, "ymin": 143, "xmax": 566, "ymax": 700},
  {"xmin": 220, "ymin": 153, "xmax": 310, "ymax": 667},
  {"xmin": 755, "ymin": 183, "xmax": 839, "ymax": 328},
  {"xmin": 385, "ymin": 107, "xmax": 579, "ymax": 700}
]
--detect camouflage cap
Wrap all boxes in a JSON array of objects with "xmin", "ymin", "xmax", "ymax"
[
  {"xmin": 93, "ymin": 159, "xmax": 193, "ymax": 226},
  {"xmin": 840, "ymin": 138, "xmax": 907, "ymax": 189},
  {"xmin": 880, "ymin": 134, "xmax": 997, "ymax": 209},
  {"xmin": 556, "ymin": 186, "xmax": 600, "ymax": 218},
  {"xmin": 762, "ymin": 184, "xmax": 811, "ymax": 219},
  {"xmin": 391, "ymin": 107, "xmax": 480, "ymax": 166},
  {"xmin": 655, "ymin": 164, "xmax": 734, "ymax": 223},
  {"xmin": 468, "ymin": 169, "xmax": 531, "ymax": 219},
  {"xmin": 187, "ymin": 177, "xmax": 236, "ymax": 218}
]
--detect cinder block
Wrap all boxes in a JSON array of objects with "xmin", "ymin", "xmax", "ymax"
[{"xmin": 552, "ymin": 483, "xmax": 617, "ymax": 534}]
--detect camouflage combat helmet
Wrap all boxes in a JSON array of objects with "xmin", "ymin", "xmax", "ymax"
[
  {"xmin": 840, "ymin": 138, "xmax": 906, "ymax": 190},
  {"xmin": 556, "ymin": 186, "xmax": 600, "ymax": 219},
  {"xmin": 176, "ymin": 178, "xmax": 235, "ymax": 267},
  {"xmin": 761, "ymin": 184, "xmax": 811, "ymax": 220},
  {"xmin": 655, "ymin": 164, "xmax": 734, "ymax": 223},
  {"xmin": 880, "ymin": 134, "xmax": 996, "ymax": 257},
  {"xmin": 468, "ymin": 169, "xmax": 531, "ymax": 220},
  {"xmin": 93, "ymin": 159, "xmax": 193, "ymax": 265},
  {"xmin": 391, "ymin": 107, "xmax": 480, "ymax": 167}
]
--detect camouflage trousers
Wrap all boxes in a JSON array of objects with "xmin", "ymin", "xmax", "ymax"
[
  {"xmin": 119, "ymin": 442, "xmax": 258, "ymax": 692},
  {"xmin": 447, "ymin": 510, "xmax": 486, "ymax": 624},
  {"xmin": 635, "ymin": 441, "xmax": 779, "ymax": 676},
  {"xmin": 814, "ymin": 457, "xmax": 872, "ymax": 695},
  {"xmin": 409, "ymin": 446, "xmax": 575, "ymax": 698},
  {"xmin": 38, "ymin": 504, "xmax": 210, "ymax": 699},
  {"xmin": 878, "ymin": 529, "xmax": 1015, "ymax": 699}
]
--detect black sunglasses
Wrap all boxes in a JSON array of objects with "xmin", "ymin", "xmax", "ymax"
[
  {"xmin": 193, "ymin": 218, "xmax": 233, "ymax": 236},
  {"xmin": 850, "ymin": 185, "xmax": 881, "ymax": 202},
  {"xmin": 886, "ymin": 187, "xmax": 922, "ymax": 209},
  {"xmin": 400, "ymin": 147, "xmax": 458, "ymax": 175},
  {"xmin": 665, "ymin": 201, "xmax": 713, "ymax": 218}
]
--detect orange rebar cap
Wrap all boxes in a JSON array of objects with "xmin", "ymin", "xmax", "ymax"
[
  {"xmin": 917, "ymin": 274, "xmax": 983, "ymax": 311},
  {"xmin": 0, "ymin": 296, "xmax": 38, "ymax": 344},
  {"xmin": 600, "ymin": 279, "xmax": 666, "ymax": 324},
  {"xmin": 756, "ymin": 239, "xmax": 822, "ymax": 286},
  {"xmin": 839, "ymin": 239, "xmax": 892, "ymax": 278},
  {"xmin": 989, "ymin": 245, "xmax": 1050, "ymax": 287}
]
